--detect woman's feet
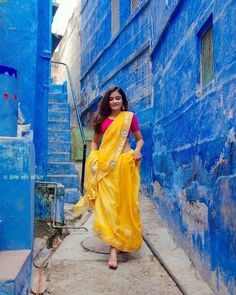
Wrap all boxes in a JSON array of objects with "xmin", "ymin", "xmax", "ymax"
[{"xmin": 108, "ymin": 246, "xmax": 118, "ymax": 269}]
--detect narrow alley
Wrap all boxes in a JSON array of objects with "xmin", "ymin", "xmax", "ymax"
[
  {"xmin": 44, "ymin": 195, "xmax": 213, "ymax": 295},
  {"xmin": 0, "ymin": 0, "xmax": 235, "ymax": 295}
]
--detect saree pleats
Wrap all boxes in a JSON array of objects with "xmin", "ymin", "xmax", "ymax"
[
  {"xmin": 94, "ymin": 150, "xmax": 142, "ymax": 252},
  {"xmin": 73, "ymin": 111, "xmax": 142, "ymax": 252},
  {"xmin": 73, "ymin": 150, "xmax": 99, "ymax": 215}
]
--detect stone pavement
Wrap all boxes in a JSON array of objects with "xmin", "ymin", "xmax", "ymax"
[{"xmin": 45, "ymin": 194, "xmax": 214, "ymax": 295}]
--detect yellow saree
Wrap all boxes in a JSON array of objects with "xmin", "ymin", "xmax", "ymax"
[{"xmin": 73, "ymin": 111, "xmax": 142, "ymax": 252}]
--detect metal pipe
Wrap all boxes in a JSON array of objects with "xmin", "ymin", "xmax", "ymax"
[
  {"xmin": 142, "ymin": 233, "xmax": 189, "ymax": 295},
  {"xmin": 35, "ymin": 180, "xmax": 58, "ymax": 185},
  {"xmin": 35, "ymin": 181, "xmax": 88, "ymax": 231},
  {"xmin": 51, "ymin": 220, "xmax": 88, "ymax": 231},
  {"xmin": 81, "ymin": 143, "xmax": 87, "ymax": 194},
  {"xmin": 51, "ymin": 181, "xmax": 87, "ymax": 231},
  {"xmin": 51, "ymin": 60, "xmax": 87, "ymax": 193},
  {"xmin": 51, "ymin": 210, "xmax": 92, "ymax": 231}
]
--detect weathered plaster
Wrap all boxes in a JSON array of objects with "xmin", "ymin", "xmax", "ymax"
[
  {"xmin": 79, "ymin": 0, "xmax": 236, "ymax": 294},
  {"xmin": 0, "ymin": 0, "xmax": 52, "ymax": 177}
]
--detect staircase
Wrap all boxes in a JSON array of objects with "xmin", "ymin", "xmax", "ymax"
[{"xmin": 47, "ymin": 81, "xmax": 80, "ymax": 203}]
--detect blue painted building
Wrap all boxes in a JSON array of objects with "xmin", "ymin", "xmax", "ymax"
[
  {"xmin": 79, "ymin": 0, "xmax": 236, "ymax": 294},
  {"xmin": 0, "ymin": 0, "xmax": 52, "ymax": 178},
  {"xmin": 0, "ymin": 0, "xmax": 52, "ymax": 293}
]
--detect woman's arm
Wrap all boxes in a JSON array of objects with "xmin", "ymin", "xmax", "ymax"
[
  {"xmin": 91, "ymin": 132, "xmax": 103, "ymax": 151},
  {"xmin": 133, "ymin": 130, "xmax": 144, "ymax": 162}
]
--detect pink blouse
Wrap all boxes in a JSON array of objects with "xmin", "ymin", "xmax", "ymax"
[{"xmin": 101, "ymin": 114, "xmax": 140, "ymax": 137}]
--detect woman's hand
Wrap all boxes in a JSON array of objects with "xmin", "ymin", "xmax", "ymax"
[
  {"xmin": 133, "ymin": 149, "xmax": 142, "ymax": 163},
  {"xmin": 91, "ymin": 132, "xmax": 102, "ymax": 151},
  {"xmin": 133, "ymin": 130, "xmax": 144, "ymax": 164}
]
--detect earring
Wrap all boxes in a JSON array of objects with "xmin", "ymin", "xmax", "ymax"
[{"xmin": 121, "ymin": 105, "xmax": 125, "ymax": 111}]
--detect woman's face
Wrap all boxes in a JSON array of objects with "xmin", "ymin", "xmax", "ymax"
[{"xmin": 109, "ymin": 90, "xmax": 123, "ymax": 112}]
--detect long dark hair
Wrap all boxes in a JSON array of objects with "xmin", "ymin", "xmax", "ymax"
[{"xmin": 93, "ymin": 86, "xmax": 129, "ymax": 133}]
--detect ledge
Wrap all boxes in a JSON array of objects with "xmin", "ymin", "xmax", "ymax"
[{"xmin": 0, "ymin": 250, "xmax": 31, "ymax": 280}]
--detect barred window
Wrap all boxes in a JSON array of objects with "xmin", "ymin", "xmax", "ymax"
[
  {"xmin": 131, "ymin": 0, "xmax": 141, "ymax": 12},
  {"xmin": 111, "ymin": 0, "xmax": 119, "ymax": 36},
  {"xmin": 201, "ymin": 27, "xmax": 214, "ymax": 86}
]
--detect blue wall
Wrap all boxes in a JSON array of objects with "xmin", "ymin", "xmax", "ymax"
[
  {"xmin": 151, "ymin": 1, "xmax": 236, "ymax": 294},
  {"xmin": 0, "ymin": 1, "xmax": 52, "ymax": 291},
  {"xmin": 35, "ymin": 0, "xmax": 52, "ymax": 177},
  {"xmin": 80, "ymin": 0, "xmax": 236, "ymax": 294},
  {"xmin": 0, "ymin": 66, "xmax": 18, "ymax": 137},
  {"xmin": 0, "ymin": 0, "xmax": 52, "ymax": 177},
  {"xmin": 0, "ymin": 1, "xmax": 38, "ymax": 124},
  {"xmin": 0, "ymin": 139, "xmax": 35, "ymax": 250}
]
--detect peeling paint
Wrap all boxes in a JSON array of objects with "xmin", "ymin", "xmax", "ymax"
[
  {"xmin": 211, "ymin": 153, "xmax": 228, "ymax": 174},
  {"xmin": 0, "ymin": 139, "xmax": 35, "ymax": 251},
  {"xmin": 180, "ymin": 191, "xmax": 209, "ymax": 245},
  {"xmin": 226, "ymin": 108, "xmax": 233, "ymax": 120},
  {"xmin": 218, "ymin": 177, "xmax": 236, "ymax": 231},
  {"xmin": 227, "ymin": 127, "xmax": 236, "ymax": 143},
  {"xmin": 151, "ymin": 0, "xmax": 236, "ymax": 293},
  {"xmin": 153, "ymin": 180, "xmax": 165, "ymax": 199},
  {"xmin": 78, "ymin": 0, "xmax": 236, "ymax": 294},
  {"xmin": 0, "ymin": 0, "xmax": 51, "ymax": 177}
]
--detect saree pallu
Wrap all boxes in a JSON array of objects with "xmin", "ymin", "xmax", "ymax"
[{"xmin": 73, "ymin": 111, "xmax": 142, "ymax": 252}]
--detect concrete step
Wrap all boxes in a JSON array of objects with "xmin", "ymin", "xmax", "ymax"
[
  {"xmin": 48, "ymin": 141, "xmax": 71, "ymax": 153},
  {"xmin": 48, "ymin": 102, "xmax": 70, "ymax": 113},
  {"xmin": 48, "ymin": 152, "xmax": 70, "ymax": 162},
  {"xmin": 47, "ymin": 162, "xmax": 77, "ymax": 174},
  {"xmin": 47, "ymin": 174, "xmax": 79, "ymax": 189},
  {"xmin": 49, "ymin": 81, "xmax": 67, "ymax": 94},
  {"xmin": 48, "ymin": 120, "xmax": 70, "ymax": 130},
  {"xmin": 49, "ymin": 92, "xmax": 67, "ymax": 103},
  {"xmin": 49, "ymin": 84, "xmax": 64, "ymax": 93},
  {"xmin": 48, "ymin": 129, "xmax": 71, "ymax": 142},
  {"xmin": 49, "ymin": 77, "xmax": 54, "ymax": 85},
  {"xmin": 48, "ymin": 111, "xmax": 69, "ymax": 122},
  {"xmin": 0, "ymin": 250, "xmax": 31, "ymax": 295},
  {"xmin": 64, "ymin": 188, "xmax": 80, "ymax": 203}
]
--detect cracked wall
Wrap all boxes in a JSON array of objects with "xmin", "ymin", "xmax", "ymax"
[
  {"xmin": 151, "ymin": 0, "xmax": 236, "ymax": 294},
  {"xmin": 0, "ymin": 0, "xmax": 52, "ymax": 177},
  {"xmin": 79, "ymin": 0, "xmax": 236, "ymax": 294}
]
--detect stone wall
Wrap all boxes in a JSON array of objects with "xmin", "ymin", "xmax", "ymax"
[
  {"xmin": 151, "ymin": 1, "xmax": 236, "ymax": 294},
  {"xmin": 0, "ymin": 0, "xmax": 52, "ymax": 177},
  {"xmin": 78, "ymin": 0, "xmax": 236, "ymax": 294}
]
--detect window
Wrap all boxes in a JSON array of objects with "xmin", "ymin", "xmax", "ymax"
[
  {"xmin": 111, "ymin": 0, "xmax": 119, "ymax": 36},
  {"xmin": 201, "ymin": 26, "xmax": 214, "ymax": 86},
  {"xmin": 131, "ymin": 0, "xmax": 141, "ymax": 12}
]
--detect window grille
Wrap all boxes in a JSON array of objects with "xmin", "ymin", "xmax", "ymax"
[
  {"xmin": 201, "ymin": 27, "xmax": 214, "ymax": 86},
  {"xmin": 111, "ymin": 0, "xmax": 119, "ymax": 36},
  {"xmin": 131, "ymin": 0, "xmax": 141, "ymax": 12}
]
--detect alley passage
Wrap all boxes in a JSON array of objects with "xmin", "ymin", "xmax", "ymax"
[
  {"xmin": 45, "ymin": 202, "xmax": 180, "ymax": 295},
  {"xmin": 45, "ymin": 195, "xmax": 213, "ymax": 295}
]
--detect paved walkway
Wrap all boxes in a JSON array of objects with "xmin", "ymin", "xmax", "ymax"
[{"xmin": 45, "ymin": 194, "xmax": 214, "ymax": 295}]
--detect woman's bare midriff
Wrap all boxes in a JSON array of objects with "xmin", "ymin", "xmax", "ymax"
[{"xmin": 121, "ymin": 139, "xmax": 131, "ymax": 153}]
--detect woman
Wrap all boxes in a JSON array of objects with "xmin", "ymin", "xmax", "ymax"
[{"xmin": 73, "ymin": 86, "xmax": 144, "ymax": 269}]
